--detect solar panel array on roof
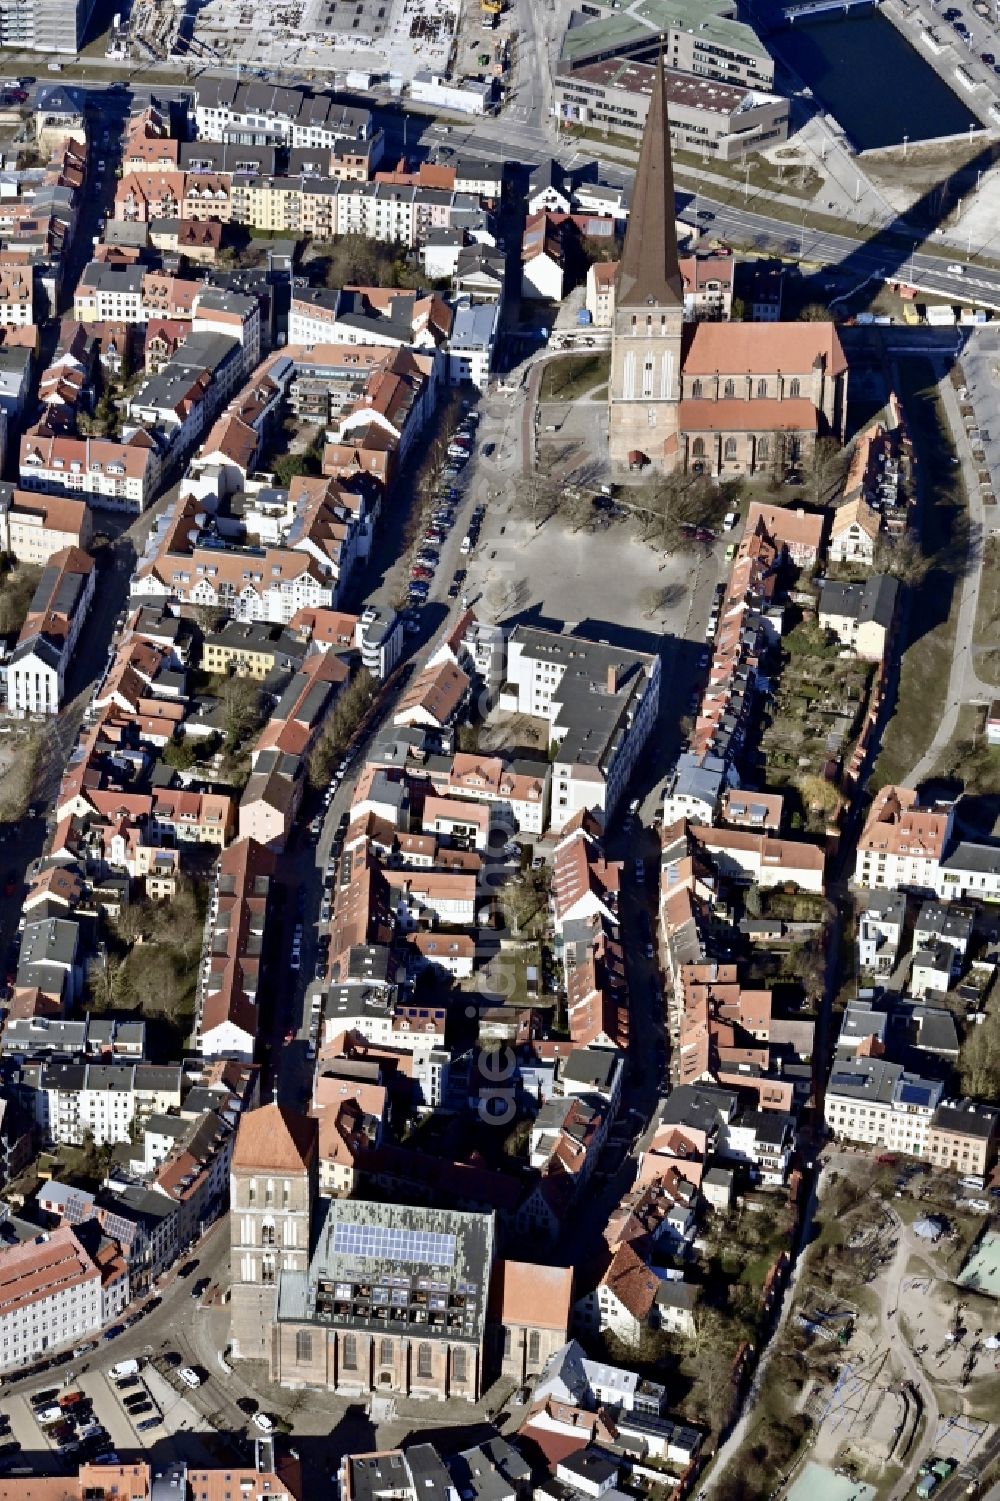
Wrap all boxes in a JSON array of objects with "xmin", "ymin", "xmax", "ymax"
[
  {"xmin": 831, "ymin": 1071, "xmax": 861, "ymax": 1091},
  {"xmin": 332, "ymin": 1221, "xmax": 457, "ymax": 1267},
  {"xmin": 897, "ymin": 1082, "xmax": 934, "ymax": 1107}
]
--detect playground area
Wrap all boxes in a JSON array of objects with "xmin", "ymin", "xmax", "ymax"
[{"xmin": 777, "ymin": 1157, "xmax": 1000, "ymax": 1496}]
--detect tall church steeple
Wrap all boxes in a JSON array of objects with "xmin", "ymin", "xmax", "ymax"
[
  {"xmin": 616, "ymin": 47, "xmax": 683, "ymax": 309},
  {"xmin": 607, "ymin": 45, "xmax": 686, "ymax": 471}
]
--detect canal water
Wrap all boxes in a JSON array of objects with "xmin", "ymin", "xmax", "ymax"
[{"xmin": 771, "ymin": 10, "xmax": 980, "ymax": 149}]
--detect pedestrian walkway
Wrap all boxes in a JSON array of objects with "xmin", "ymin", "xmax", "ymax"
[{"xmin": 905, "ymin": 370, "xmax": 991, "ymax": 787}]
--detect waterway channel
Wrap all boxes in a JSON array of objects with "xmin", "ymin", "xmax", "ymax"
[{"xmin": 770, "ymin": 10, "xmax": 980, "ymax": 149}]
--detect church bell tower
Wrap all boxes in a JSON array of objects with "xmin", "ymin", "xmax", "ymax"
[{"xmin": 608, "ymin": 48, "xmax": 685, "ymax": 471}]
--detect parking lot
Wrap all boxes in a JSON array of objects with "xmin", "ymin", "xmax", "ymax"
[{"xmin": 957, "ymin": 325, "xmax": 1000, "ymax": 516}]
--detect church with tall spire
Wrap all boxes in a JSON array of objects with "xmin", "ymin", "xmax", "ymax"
[{"xmin": 607, "ymin": 54, "xmax": 848, "ymax": 476}]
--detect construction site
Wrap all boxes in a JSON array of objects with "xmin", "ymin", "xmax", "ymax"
[{"xmin": 122, "ymin": 0, "xmax": 484, "ymax": 82}]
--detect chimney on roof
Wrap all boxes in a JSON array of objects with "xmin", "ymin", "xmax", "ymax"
[{"xmin": 606, "ymin": 663, "xmax": 622, "ymax": 694}]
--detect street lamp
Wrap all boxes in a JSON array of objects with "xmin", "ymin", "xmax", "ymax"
[{"xmin": 903, "ymin": 133, "xmax": 908, "ymax": 158}]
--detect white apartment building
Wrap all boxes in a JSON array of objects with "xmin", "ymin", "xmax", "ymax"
[
  {"xmin": 500, "ymin": 626, "xmax": 660, "ymax": 833},
  {"xmin": 448, "ymin": 301, "xmax": 498, "ymax": 392},
  {"xmin": 0, "ymin": 0, "xmax": 95, "ymax": 54},
  {"xmin": 7, "ymin": 548, "xmax": 95, "ymax": 718},
  {"xmin": 825, "ymin": 1058, "xmax": 944, "ymax": 1156},
  {"xmin": 19, "ymin": 432, "xmax": 160, "ymax": 512},
  {"xmin": 0, "ymin": 488, "xmax": 92, "ymax": 566},
  {"xmin": 29, "ymin": 1063, "xmax": 184, "ymax": 1147},
  {"xmin": 0, "ymin": 1227, "xmax": 103, "ymax": 1373},
  {"xmin": 73, "ymin": 262, "xmax": 145, "ymax": 322},
  {"xmin": 0, "ymin": 265, "xmax": 32, "ymax": 325},
  {"xmin": 335, "ymin": 183, "xmax": 417, "ymax": 247},
  {"xmin": 854, "ymin": 786, "xmax": 954, "ymax": 895}
]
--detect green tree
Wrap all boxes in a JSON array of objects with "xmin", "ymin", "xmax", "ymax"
[
  {"xmin": 960, "ymin": 1005, "xmax": 1000, "ymax": 1098},
  {"xmin": 580, "ymin": 234, "xmax": 619, "ymax": 266},
  {"xmin": 162, "ymin": 734, "xmax": 197, "ymax": 772},
  {"xmin": 0, "ymin": 561, "xmax": 41, "ymax": 636},
  {"xmin": 221, "ymin": 676, "xmax": 265, "ymax": 754},
  {"xmin": 271, "ymin": 445, "xmax": 323, "ymax": 488}
]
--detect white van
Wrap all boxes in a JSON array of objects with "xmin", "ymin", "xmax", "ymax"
[{"xmin": 110, "ymin": 1358, "xmax": 140, "ymax": 1381}]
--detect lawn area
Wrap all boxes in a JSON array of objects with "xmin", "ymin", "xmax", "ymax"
[
  {"xmin": 872, "ymin": 359, "xmax": 968, "ymax": 788},
  {"xmin": 930, "ymin": 703, "xmax": 1000, "ymax": 809},
  {"xmin": 540, "ymin": 353, "xmax": 610, "ymax": 402},
  {"xmin": 476, "ymin": 943, "xmax": 544, "ymax": 1009}
]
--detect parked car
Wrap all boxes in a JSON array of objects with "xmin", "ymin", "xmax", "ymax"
[
  {"xmin": 252, "ymin": 1412, "xmax": 275, "ymax": 1433},
  {"xmin": 178, "ymin": 1367, "xmax": 202, "ymax": 1389}
]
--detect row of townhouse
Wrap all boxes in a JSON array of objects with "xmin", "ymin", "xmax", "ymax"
[
  {"xmin": 824, "ymin": 1056, "xmax": 998, "ymax": 1177},
  {"xmin": 191, "ymin": 79, "xmax": 373, "ymax": 149},
  {"xmin": 74, "ymin": 270, "xmax": 262, "ymax": 369},
  {"xmin": 0, "ymin": 139, "xmax": 89, "ymax": 314},
  {"xmin": 131, "ymin": 345, "xmax": 434, "ymax": 622},
  {"xmin": 1, "ymin": 1013, "xmax": 145, "ymax": 1064},
  {"xmin": 123, "ymin": 329, "xmax": 246, "ymax": 461},
  {"xmin": 658, "ymin": 823, "xmax": 816, "ymax": 1115},
  {"xmin": 318, "ymin": 963, "xmax": 451, "ymax": 1112},
  {"xmin": 115, "ymin": 166, "xmax": 494, "ymax": 250},
  {"xmin": 288, "ymin": 284, "xmax": 452, "ymax": 354},
  {"xmin": 239, "ymin": 649, "xmax": 351, "ymax": 849},
  {"xmin": 0, "ymin": 1460, "xmax": 299, "ymax": 1498},
  {"xmin": 661, "ymin": 504, "xmax": 826, "ymax": 831},
  {"xmin": 132, "ymin": 485, "xmax": 351, "ymax": 625},
  {"xmin": 55, "ymin": 783, "xmax": 236, "ymax": 854},
  {"xmin": 551, "ymin": 814, "xmax": 629, "ymax": 1053},
  {"xmin": 355, "ymin": 744, "xmax": 548, "ymax": 841}
]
